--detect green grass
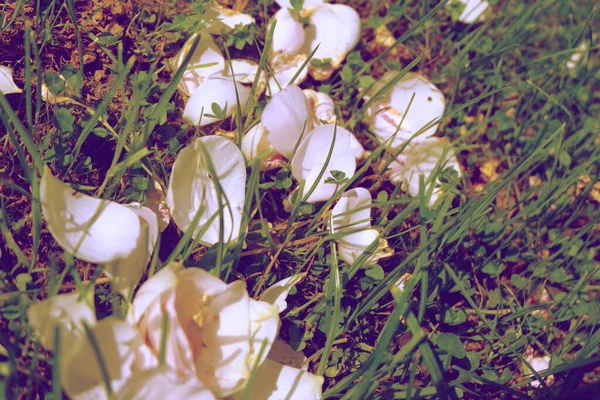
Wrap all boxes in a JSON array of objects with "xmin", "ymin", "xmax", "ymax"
[{"xmin": 0, "ymin": 0, "xmax": 599, "ymax": 399}]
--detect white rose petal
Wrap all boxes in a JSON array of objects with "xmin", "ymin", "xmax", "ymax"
[
  {"xmin": 172, "ymin": 33, "xmax": 225, "ymax": 96},
  {"xmin": 395, "ymin": 137, "xmax": 461, "ymax": 207},
  {"xmin": 272, "ymin": 8, "xmax": 306, "ymax": 57},
  {"xmin": 40, "ymin": 167, "xmax": 157, "ymax": 295},
  {"xmin": 263, "ymin": 84, "xmax": 313, "ymax": 159},
  {"xmin": 366, "ymin": 72, "xmax": 445, "ymax": 149},
  {"xmin": 234, "ymin": 359, "xmax": 323, "ymax": 400},
  {"xmin": 331, "ymin": 188, "xmax": 393, "ymax": 265},
  {"xmin": 166, "ymin": 136, "xmax": 246, "ymax": 245},
  {"xmin": 27, "ymin": 289, "xmax": 96, "ymax": 356},
  {"xmin": 115, "ymin": 367, "xmax": 215, "ymax": 400},
  {"xmin": 449, "ymin": 0, "xmax": 489, "ymax": 24},
  {"xmin": 0, "ymin": 66, "xmax": 21, "ymax": 95},
  {"xmin": 183, "ymin": 76, "xmax": 250, "ymax": 127}
]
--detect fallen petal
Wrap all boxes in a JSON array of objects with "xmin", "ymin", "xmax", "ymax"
[
  {"xmin": 260, "ymin": 273, "xmax": 306, "ymax": 312},
  {"xmin": 183, "ymin": 76, "xmax": 250, "ymax": 127},
  {"xmin": 115, "ymin": 367, "xmax": 215, "ymax": 400},
  {"xmin": 234, "ymin": 359, "xmax": 323, "ymax": 400},
  {"xmin": 263, "ymin": 84, "xmax": 313, "ymax": 159},
  {"xmin": 171, "ymin": 32, "xmax": 225, "ymax": 96},
  {"xmin": 400, "ymin": 137, "xmax": 461, "ymax": 207},
  {"xmin": 267, "ymin": 54, "xmax": 309, "ymax": 95},
  {"xmin": 27, "ymin": 289, "xmax": 96, "ymax": 356},
  {"xmin": 40, "ymin": 167, "xmax": 145, "ymax": 265},
  {"xmin": 272, "ymin": 8, "xmax": 306, "ymax": 57},
  {"xmin": 448, "ymin": 0, "xmax": 489, "ymax": 24},
  {"xmin": 0, "ymin": 66, "xmax": 21, "ymax": 95},
  {"xmin": 166, "ymin": 136, "xmax": 246, "ymax": 245}
]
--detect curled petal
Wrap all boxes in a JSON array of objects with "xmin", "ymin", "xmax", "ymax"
[
  {"xmin": 401, "ymin": 137, "xmax": 461, "ymax": 207},
  {"xmin": 331, "ymin": 188, "xmax": 392, "ymax": 265},
  {"xmin": 62, "ymin": 319, "xmax": 157, "ymax": 400},
  {"xmin": 195, "ymin": 280, "xmax": 252, "ymax": 396},
  {"xmin": 241, "ymin": 123, "xmax": 279, "ymax": 170},
  {"xmin": 41, "ymin": 167, "xmax": 142, "ymax": 264},
  {"xmin": 172, "ymin": 33, "xmax": 225, "ymax": 96},
  {"xmin": 331, "ymin": 187, "xmax": 372, "ymax": 233},
  {"xmin": 303, "ymin": 89, "xmax": 336, "ymax": 124},
  {"xmin": 128, "ymin": 261, "xmax": 184, "ymax": 325},
  {"xmin": 303, "ymin": 5, "xmax": 361, "ymax": 80},
  {"xmin": 166, "ymin": 136, "xmax": 246, "ymax": 245},
  {"xmin": 115, "ymin": 367, "xmax": 215, "ymax": 400},
  {"xmin": 272, "ymin": 9, "xmax": 306, "ymax": 57},
  {"xmin": 183, "ymin": 77, "xmax": 250, "ymax": 127},
  {"xmin": 260, "ymin": 273, "xmax": 306, "ymax": 313},
  {"xmin": 291, "ymin": 124, "xmax": 356, "ymax": 180},
  {"xmin": 204, "ymin": 4, "xmax": 255, "ymax": 34},
  {"xmin": 247, "ymin": 298, "xmax": 280, "ymax": 371},
  {"xmin": 263, "ymin": 84, "xmax": 313, "ymax": 159},
  {"xmin": 302, "ymin": 151, "xmax": 356, "ymax": 203},
  {"xmin": 41, "ymin": 168, "xmax": 156, "ymax": 294},
  {"xmin": 27, "ymin": 290, "xmax": 96, "ymax": 356},
  {"xmin": 0, "ymin": 66, "xmax": 21, "ymax": 95},
  {"xmin": 235, "ymin": 359, "xmax": 323, "ymax": 400}
]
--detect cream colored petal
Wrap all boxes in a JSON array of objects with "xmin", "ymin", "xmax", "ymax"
[
  {"xmin": 302, "ymin": 152, "xmax": 356, "ymax": 203},
  {"xmin": 104, "ymin": 205, "xmax": 158, "ymax": 297},
  {"xmin": 115, "ymin": 367, "xmax": 215, "ymax": 400},
  {"xmin": 0, "ymin": 66, "xmax": 21, "ymax": 95},
  {"xmin": 241, "ymin": 123, "xmax": 279, "ymax": 171},
  {"xmin": 303, "ymin": 4, "xmax": 360, "ymax": 79},
  {"xmin": 272, "ymin": 9, "xmax": 306, "ymax": 57},
  {"xmin": 27, "ymin": 289, "xmax": 96, "ymax": 355},
  {"xmin": 389, "ymin": 73, "xmax": 445, "ymax": 139},
  {"xmin": 247, "ymin": 298, "xmax": 280, "ymax": 370},
  {"xmin": 138, "ymin": 287, "xmax": 197, "ymax": 377},
  {"xmin": 267, "ymin": 54, "xmax": 309, "ymax": 95},
  {"xmin": 172, "ymin": 33, "xmax": 225, "ymax": 96},
  {"xmin": 263, "ymin": 84, "xmax": 313, "ymax": 159},
  {"xmin": 62, "ymin": 319, "xmax": 157, "ymax": 400},
  {"xmin": 196, "ymin": 280, "xmax": 252, "ymax": 397},
  {"xmin": 183, "ymin": 77, "xmax": 250, "ymax": 126},
  {"xmin": 223, "ymin": 59, "xmax": 266, "ymax": 95},
  {"xmin": 338, "ymin": 230, "xmax": 392, "ymax": 266},
  {"xmin": 40, "ymin": 167, "xmax": 143, "ymax": 265},
  {"xmin": 260, "ymin": 273, "xmax": 305, "ymax": 313},
  {"xmin": 303, "ymin": 89, "xmax": 336, "ymax": 124},
  {"xmin": 128, "ymin": 261, "xmax": 184, "ymax": 325},
  {"xmin": 449, "ymin": 0, "xmax": 489, "ymax": 24},
  {"xmin": 234, "ymin": 359, "xmax": 323, "ymax": 400},
  {"xmin": 166, "ymin": 136, "xmax": 246, "ymax": 245},
  {"xmin": 331, "ymin": 187, "xmax": 372, "ymax": 233},
  {"xmin": 291, "ymin": 124, "xmax": 356, "ymax": 181},
  {"xmin": 402, "ymin": 137, "xmax": 461, "ymax": 207},
  {"xmin": 204, "ymin": 4, "xmax": 255, "ymax": 34}
]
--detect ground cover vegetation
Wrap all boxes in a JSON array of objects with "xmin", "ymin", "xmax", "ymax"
[{"xmin": 0, "ymin": 0, "xmax": 599, "ymax": 399}]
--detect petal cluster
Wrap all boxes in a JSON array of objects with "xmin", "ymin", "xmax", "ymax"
[
  {"xmin": 28, "ymin": 262, "xmax": 323, "ymax": 399},
  {"xmin": 269, "ymin": 1, "xmax": 361, "ymax": 91}
]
